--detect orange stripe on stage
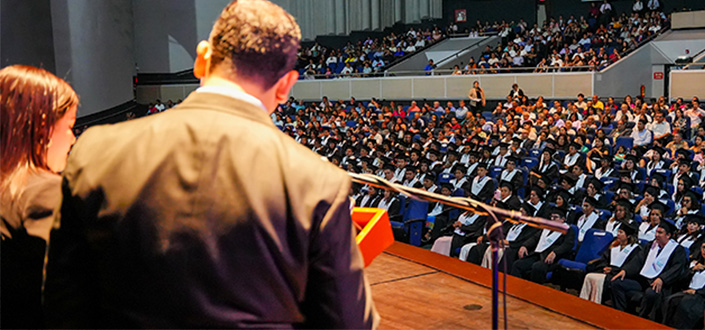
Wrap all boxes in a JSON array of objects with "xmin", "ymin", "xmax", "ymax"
[{"xmin": 366, "ymin": 242, "xmax": 669, "ymax": 329}]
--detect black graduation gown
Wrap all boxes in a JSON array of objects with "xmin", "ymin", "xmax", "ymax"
[{"xmin": 469, "ymin": 176, "xmax": 495, "ymax": 203}]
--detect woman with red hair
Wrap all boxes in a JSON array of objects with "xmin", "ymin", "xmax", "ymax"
[{"xmin": 0, "ymin": 65, "xmax": 78, "ymax": 327}]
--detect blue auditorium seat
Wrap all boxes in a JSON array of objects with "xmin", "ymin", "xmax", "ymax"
[
  {"xmin": 615, "ymin": 137, "xmax": 634, "ymax": 151},
  {"xmin": 558, "ymin": 229, "xmax": 614, "ymax": 272}
]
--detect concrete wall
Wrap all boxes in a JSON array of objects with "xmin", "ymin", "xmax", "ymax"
[
  {"xmin": 672, "ymin": 10, "xmax": 705, "ymax": 29},
  {"xmin": 136, "ymin": 72, "xmax": 594, "ymax": 103},
  {"xmin": 670, "ymin": 70, "xmax": 705, "ymax": 100},
  {"xmin": 51, "ymin": 0, "xmax": 135, "ymax": 117}
]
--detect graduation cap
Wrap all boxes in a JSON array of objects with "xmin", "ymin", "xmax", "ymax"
[
  {"xmin": 506, "ymin": 155, "xmax": 520, "ymax": 165},
  {"xmin": 614, "ymin": 198, "xmax": 634, "ymax": 211},
  {"xmin": 678, "ymin": 158, "xmax": 692, "ymax": 167},
  {"xmin": 685, "ymin": 214, "xmax": 705, "ymax": 226},
  {"xmin": 419, "ymin": 158, "xmax": 430, "ymax": 165},
  {"xmin": 383, "ymin": 164, "xmax": 396, "ymax": 171},
  {"xmin": 644, "ymin": 186, "xmax": 659, "ymax": 198},
  {"xmin": 549, "ymin": 207, "xmax": 567, "ymax": 219},
  {"xmin": 684, "ymin": 190, "xmax": 700, "ymax": 202},
  {"xmin": 553, "ymin": 188, "xmax": 571, "ymax": 204},
  {"xmin": 529, "ymin": 185, "xmax": 545, "ymax": 197},
  {"xmin": 511, "ymin": 137, "xmax": 522, "ymax": 144},
  {"xmin": 452, "ymin": 164, "xmax": 467, "ymax": 173},
  {"xmin": 440, "ymin": 182, "xmax": 454, "ymax": 191},
  {"xmin": 500, "ymin": 180, "xmax": 515, "ymax": 191},
  {"xmin": 675, "ymin": 148, "xmax": 693, "ymax": 160},
  {"xmin": 481, "ymin": 145, "xmax": 493, "ymax": 153},
  {"xmin": 618, "ymin": 169, "xmax": 633, "ymax": 179},
  {"xmin": 620, "ymin": 222, "xmax": 638, "ymax": 237},
  {"xmin": 360, "ymin": 156, "xmax": 372, "ymax": 164},
  {"xmin": 649, "ymin": 199, "xmax": 669, "ymax": 215},
  {"xmin": 424, "ymin": 172, "xmax": 437, "ymax": 182},
  {"xmin": 537, "ymin": 174, "xmax": 552, "ymax": 186},
  {"xmin": 499, "ymin": 142, "xmax": 509, "ymax": 149},
  {"xmin": 583, "ymin": 196, "xmax": 599, "ymax": 207},
  {"xmin": 651, "ymin": 146, "xmax": 666, "ymax": 157},
  {"xmin": 624, "ymin": 154, "xmax": 640, "ymax": 164},
  {"xmin": 490, "ymin": 134, "xmax": 500, "ymax": 141},
  {"xmin": 427, "ymin": 149, "xmax": 441, "ymax": 157},
  {"xmin": 616, "ymin": 181, "xmax": 636, "ymax": 193},
  {"xmin": 542, "ymin": 147, "xmax": 555, "ymax": 156},
  {"xmin": 476, "ymin": 162, "xmax": 489, "ymax": 169},
  {"xmin": 560, "ymin": 173, "xmax": 578, "ymax": 186},
  {"xmin": 679, "ymin": 174, "xmax": 695, "ymax": 188},
  {"xmin": 447, "ymin": 149, "xmax": 459, "ymax": 157},
  {"xmin": 650, "ymin": 172, "xmax": 667, "ymax": 185},
  {"xmin": 368, "ymin": 164, "xmax": 379, "ymax": 172},
  {"xmin": 658, "ymin": 219, "xmax": 678, "ymax": 235},
  {"xmin": 587, "ymin": 177, "xmax": 605, "ymax": 191},
  {"xmin": 569, "ymin": 141, "xmax": 581, "ymax": 150},
  {"xmin": 405, "ymin": 165, "xmax": 418, "ymax": 172}
]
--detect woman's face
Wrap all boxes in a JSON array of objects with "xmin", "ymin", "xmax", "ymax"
[
  {"xmin": 678, "ymin": 179, "xmax": 685, "ymax": 192},
  {"xmin": 649, "ymin": 209, "xmax": 662, "ymax": 224},
  {"xmin": 616, "ymin": 205, "xmax": 626, "ymax": 219},
  {"xmin": 687, "ymin": 221, "xmax": 699, "ymax": 234},
  {"xmin": 47, "ymin": 105, "xmax": 78, "ymax": 173},
  {"xmin": 617, "ymin": 229, "xmax": 627, "ymax": 243}
]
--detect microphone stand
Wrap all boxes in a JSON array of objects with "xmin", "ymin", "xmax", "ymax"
[{"xmin": 348, "ymin": 172, "xmax": 568, "ymax": 330}]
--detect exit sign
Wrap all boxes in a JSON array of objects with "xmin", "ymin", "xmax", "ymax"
[{"xmin": 654, "ymin": 72, "xmax": 664, "ymax": 80}]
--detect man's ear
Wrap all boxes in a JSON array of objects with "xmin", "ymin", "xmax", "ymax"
[
  {"xmin": 273, "ymin": 70, "xmax": 299, "ymax": 105},
  {"xmin": 193, "ymin": 41, "xmax": 211, "ymax": 79}
]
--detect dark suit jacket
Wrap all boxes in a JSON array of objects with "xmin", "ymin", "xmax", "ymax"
[
  {"xmin": 43, "ymin": 91, "xmax": 378, "ymax": 328},
  {"xmin": 1, "ymin": 170, "xmax": 61, "ymax": 328}
]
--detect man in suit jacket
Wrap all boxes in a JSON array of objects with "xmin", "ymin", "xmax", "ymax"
[
  {"xmin": 511, "ymin": 208, "xmax": 576, "ymax": 284},
  {"xmin": 43, "ymin": 1, "xmax": 378, "ymax": 328}
]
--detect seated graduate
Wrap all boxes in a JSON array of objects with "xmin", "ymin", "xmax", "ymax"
[
  {"xmin": 377, "ymin": 189, "xmax": 401, "ymax": 222},
  {"xmin": 599, "ymin": 198, "xmax": 635, "ymax": 237},
  {"xmin": 634, "ymin": 186, "xmax": 660, "ymax": 220},
  {"xmin": 622, "ymin": 154, "xmax": 643, "ymax": 181},
  {"xmin": 561, "ymin": 141, "xmax": 584, "ymax": 174},
  {"xmin": 492, "ymin": 142, "xmax": 511, "ymax": 167},
  {"xmin": 431, "ymin": 208, "xmax": 487, "ymax": 258},
  {"xmin": 675, "ymin": 213, "xmax": 704, "ymax": 251},
  {"xmin": 449, "ymin": 164, "xmax": 468, "ymax": 192},
  {"xmin": 468, "ymin": 162, "xmax": 494, "ymax": 203},
  {"xmin": 462, "ymin": 203, "xmax": 539, "ymax": 269},
  {"xmin": 593, "ymin": 153, "xmax": 616, "ymax": 180},
  {"xmin": 639, "ymin": 200, "xmax": 668, "ymax": 242},
  {"xmin": 530, "ymin": 147, "xmax": 559, "ymax": 185},
  {"xmin": 662, "ymin": 237, "xmax": 705, "ymax": 329},
  {"xmin": 610, "ymin": 220, "xmax": 687, "ymax": 321},
  {"xmin": 493, "ymin": 181, "xmax": 521, "ymax": 212},
  {"xmin": 614, "ymin": 180, "xmax": 637, "ymax": 205},
  {"xmin": 511, "ymin": 208, "xmax": 576, "ymax": 284},
  {"xmin": 570, "ymin": 163, "xmax": 589, "ymax": 193},
  {"xmin": 573, "ymin": 196, "xmax": 602, "ymax": 243},
  {"xmin": 464, "ymin": 150, "xmax": 481, "ymax": 178},
  {"xmin": 423, "ymin": 183, "xmax": 456, "ymax": 244},
  {"xmin": 525, "ymin": 186, "xmax": 549, "ymax": 219},
  {"xmin": 498, "ymin": 155, "xmax": 523, "ymax": 191},
  {"xmin": 674, "ymin": 190, "xmax": 701, "ymax": 230},
  {"xmin": 401, "ymin": 165, "xmax": 419, "ymax": 187},
  {"xmin": 580, "ymin": 222, "xmax": 641, "ymax": 304},
  {"xmin": 356, "ymin": 185, "xmax": 380, "ymax": 208},
  {"xmin": 421, "ymin": 172, "xmax": 438, "ymax": 193},
  {"xmin": 573, "ymin": 177, "xmax": 607, "ymax": 209},
  {"xmin": 647, "ymin": 172, "xmax": 670, "ymax": 200}
]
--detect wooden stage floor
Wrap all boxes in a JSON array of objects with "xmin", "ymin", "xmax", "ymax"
[{"xmin": 367, "ymin": 242, "xmax": 670, "ymax": 329}]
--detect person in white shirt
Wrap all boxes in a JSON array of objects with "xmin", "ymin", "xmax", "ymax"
[
  {"xmin": 648, "ymin": 111, "xmax": 671, "ymax": 141},
  {"xmin": 630, "ymin": 119, "xmax": 652, "ymax": 148}
]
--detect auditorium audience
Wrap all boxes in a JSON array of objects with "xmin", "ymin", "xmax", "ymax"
[{"xmin": 274, "ymin": 83, "xmax": 704, "ymax": 325}]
